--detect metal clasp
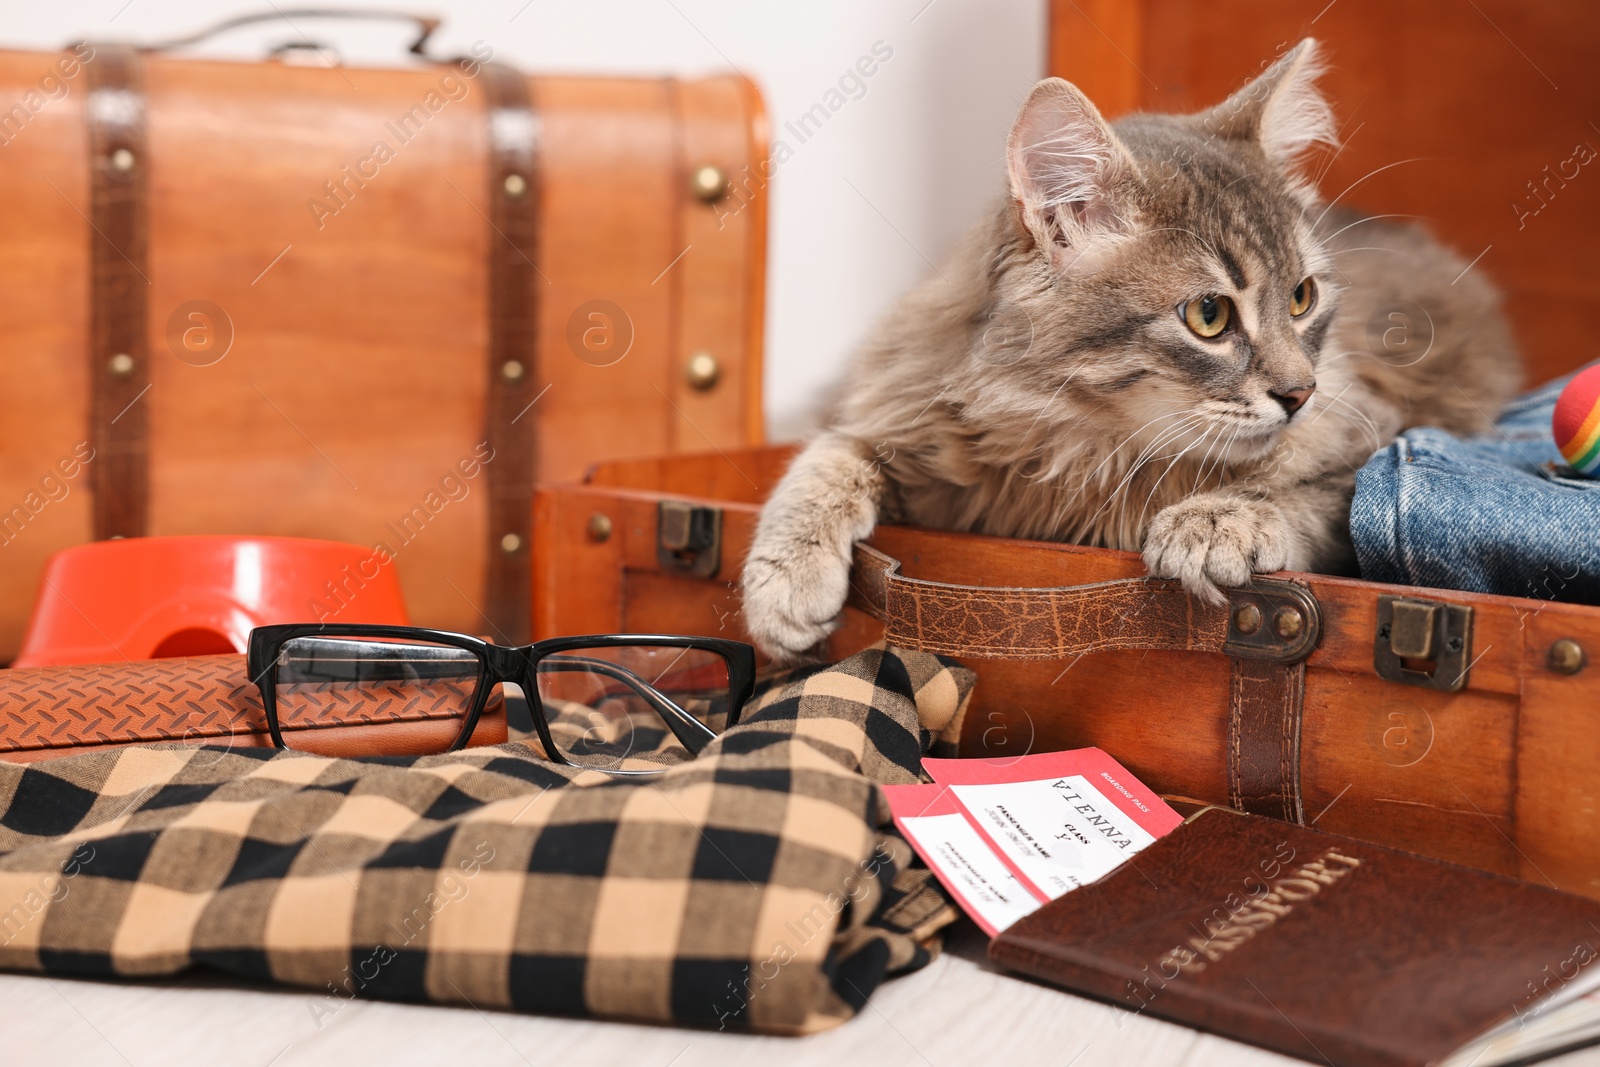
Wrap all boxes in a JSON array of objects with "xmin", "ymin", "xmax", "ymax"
[
  {"xmin": 657, "ymin": 500, "xmax": 721, "ymax": 579},
  {"xmin": 1223, "ymin": 579, "xmax": 1322, "ymax": 664},
  {"xmin": 1374, "ymin": 595, "xmax": 1474, "ymax": 691}
]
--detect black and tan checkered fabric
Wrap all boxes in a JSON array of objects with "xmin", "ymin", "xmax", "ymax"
[{"xmin": 0, "ymin": 645, "xmax": 972, "ymax": 1033}]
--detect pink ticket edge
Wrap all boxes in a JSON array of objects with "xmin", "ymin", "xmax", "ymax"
[
  {"xmin": 921, "ymin": 747, "xmax": 1183, "ymax": 838},
  {"xmin": 883, "ymin": 783, "xmax": 1046, "ymax": 937}
]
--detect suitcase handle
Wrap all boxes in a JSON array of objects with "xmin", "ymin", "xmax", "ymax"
[
  {"xmin": 845, "ymin": 542, "xmax": 1320, "ymax": 663},
  {"xmin": 845, "ymin": 541, "xmax": 1318, "ymax": 825},
  {"xmin": 138, "ymin": 9, "xmax": 442, "ymax": 60}
]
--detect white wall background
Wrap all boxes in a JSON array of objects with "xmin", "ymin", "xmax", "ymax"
[{"xmin": 5, "ymin": 1, "xmax": 1045, "ymax": 439}]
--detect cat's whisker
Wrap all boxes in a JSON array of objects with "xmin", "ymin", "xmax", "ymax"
[
  {"xmin": 1298, "ymin": 380, "xmax": 1355, "ymax": 430},
  {"xmin": 1191, "ymin": 419, "xmax": 1236, "ymax": 495},
  {"xmin": 1127, "ymin": 416, "xmax": 1222, "ymax": 536},
  {"xmin": 1078, "ymin": 415, "xmax": 1207, "ymax": 532},
  {"xmin": 1314, "ymin": 406, "xmax": 1378, "ymax": 449},
  {"xmin": 1136, "ymin": 425, "xmax": 1214, "ymax": 531},
  {"xmin": 1081, "ymin": 446, "xmax": 1172, "ymax": 538},
  {"xmin": 1316, "ymin": 212, "xmax": 1422, "ymax": 243},
  {"xmin": 1072, "ymin": 409, "xmax": 1198, "ymax": 495},
  {"xmin": 1309, "ymin": 116, "xmax": 1364, "ymax": 189},
  {"xmin": 1190, "ymin": 423, "xmax": 1238, "ymax": 493},
  {"xmin": 1223, "ymin": 423, "xmax": 1249, "ymax": 468},
  {"xmin": 1109, "ymin": 415, "xmax": 1207, "ymax": 488},
  {"xmin": 1020, "ymin": 365, "xmax": 1085, "ymax": 446},
  {"xmin": 1320, "ymin": 400, "xmax": 1382, "ymax": 447},
  {"xmin": 1307, "ymin": 156, "xmax": 1429, "ymax": 234},
  {"xmin": 1318, "ymin": 394, "xmax": 1384, "ymax": 450},
  {"xmin": 1086, "ymin": 438, "xmax": 1174, "ymax": 519}
]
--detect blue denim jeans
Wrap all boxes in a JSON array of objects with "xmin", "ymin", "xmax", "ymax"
[{"xmin": 1350, "ymin": 367, "xmax": 1600, "ymax": 602}]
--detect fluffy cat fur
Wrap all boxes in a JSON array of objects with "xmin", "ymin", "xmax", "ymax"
[{"xmin": 742, "ymin": 39, "xmax": 1520, "ymax": 662}]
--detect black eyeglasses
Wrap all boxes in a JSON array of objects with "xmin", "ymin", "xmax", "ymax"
[{"xmin": 246, "ymin": 625, "xmax": 756, "ymax": 774}]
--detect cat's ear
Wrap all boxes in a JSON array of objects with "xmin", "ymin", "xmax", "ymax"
[
  {"xmin": 1007, "ymin": 78, "xmax": 1138, "ymax": 270},
  {"xmin": 1205, "ymin": 39, "xmax": 1338, "ymax": 176}
]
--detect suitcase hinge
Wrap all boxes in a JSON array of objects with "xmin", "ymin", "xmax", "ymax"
[
  {"xmin": 657, "ymin": 501, "xmax": 721, "ymax": 579},
  {"xmin": 1374, "ymin": 595, "xmax": 1474, "ymax": 692}
]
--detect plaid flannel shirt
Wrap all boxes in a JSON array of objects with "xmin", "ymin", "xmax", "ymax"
[{"xmin": 0, "ymin": 645, "xmax": 972, "ymax": 1034}]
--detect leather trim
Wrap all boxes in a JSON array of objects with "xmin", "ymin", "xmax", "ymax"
[
  {"xmin": 1227, "ymin": 658, "xmax": 1306, "ymax": 823},
  {"xmin": 85, "ymin": 44, "xmax": 150, "ymax": 540},
  {"xmin": 480, "ymin": 63, "xmax": 540, "ymax": 643},
  {"xmin": 847, "ymin": 543, "xmax": 1228, "ymax": 658}
]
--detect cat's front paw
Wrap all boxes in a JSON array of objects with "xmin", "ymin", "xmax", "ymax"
[
  {"xmin": 1142, "ymin": 494, "xmax": 1295, "ymax": 605},
  {"xmin": 741, "ymin": 545, "xmax": 852, "ymax": 664}
]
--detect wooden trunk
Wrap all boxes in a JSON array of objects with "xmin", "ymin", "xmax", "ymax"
[
  {"xmin": 0, "ymin": 41, "xmax": 766, "ymax": 654},
  {"xmin": 534, "ymin": 447, "xmax": 1600, "ymax": 900}
]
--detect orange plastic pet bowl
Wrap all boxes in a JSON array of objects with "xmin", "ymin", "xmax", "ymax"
[{"xmin": 12, "ymin": 536, "xmax": 409, "ymax": 668}]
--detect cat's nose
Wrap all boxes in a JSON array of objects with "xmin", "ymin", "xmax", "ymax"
[{"xmin": 1270, "ymin": 384, "xmax": 1316, "ymax": 417}]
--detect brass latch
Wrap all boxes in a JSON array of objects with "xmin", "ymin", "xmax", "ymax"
[
  {"xmin": 657, "ymin": 500, "xmax": 721, "ymax": 579},
  {"xmin": 1374, "ymin": 595, "xmax": 1473, "ymax": 691},
  {"xmin": 1223, "ymin": 579, "xmax": 1322, "ymax": 664}
]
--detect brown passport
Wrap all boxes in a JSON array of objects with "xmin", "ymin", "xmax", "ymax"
[{"xmin": 989, "ymin": 808, "xmax": 1600, "ymax": 1067}]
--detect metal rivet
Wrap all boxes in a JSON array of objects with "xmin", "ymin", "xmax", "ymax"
[
  {"xmin": 1549, "ymin": 638, "xmax": 1585, "ymax": 675},
  {"xmin": 686, "ymin": 352, "xmax": 720, "ymax": 391},
  {"xmin": 500, "ymin": 532, "xmax": 522, "ymax": 554},
  {"xmin": 1275, "ymin": 608, "xmax": 1304, "ymax": 639},
  {"xmin": 689, "ymin": 164, "xmax": 728, "ymax": 203},
  {"xmin": 501, "ymin": 359, "xmax": 524, "ymax": 381},
  {"xmin": 110, "ymin": 147, "xmax": 135, "ymax": 172},
  {"xmin": 1233, "ymin": 603, "xmax": 1262, "ymax": 635},
  {"xmin": 503, "ymin": 173, "xmax": 527, "ymax": 198},
  {"xmin": 587, "ymin": 513, "xmax": 613, "ymax": 543},
  {"xmin": 107, "ymin": 352, "xmax": 135, "ymax": 376}
]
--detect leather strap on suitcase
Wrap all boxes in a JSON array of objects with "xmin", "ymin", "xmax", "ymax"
[
  {"xmin": 479, "ymin": 61, "xmax": 541, "ymax": 643},
  {"xmin": 846, "ymin": 543, "xmax": 1319, "ymax": 822},
  {"xmin": 85, "ymin": 43, "xmax": 151, "ymax": 541}
]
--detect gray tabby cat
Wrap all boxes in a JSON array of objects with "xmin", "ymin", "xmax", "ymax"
[{"xmin": 742, "ymin": 39, "xmax": 1519, "ymax": 662}]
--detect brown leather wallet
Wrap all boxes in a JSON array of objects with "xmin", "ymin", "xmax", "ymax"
[{"xmin": 0, "ymin": 654, "xmax": 506, "ymax": 762}]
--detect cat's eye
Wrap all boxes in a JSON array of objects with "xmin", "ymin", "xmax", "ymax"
[
  {"xmin": 1290, "ymin": 277, "xmax": 1317, "ymax": 317},
  {"xmin": 1181, "ymin": 295, "xmax": 1233, "ymax": 339}
]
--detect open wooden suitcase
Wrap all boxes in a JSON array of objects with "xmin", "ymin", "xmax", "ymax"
[
  {"xmin": 534, "ymin": 449, "xmax": 1600, "ymax": 899},
  {"xmin": 534, "ymin": 2, "xmax": 1600, "ymax": 900},
  {"xmin": 0, "ymin": 11, "xmax": 766, "ymax": 655}
]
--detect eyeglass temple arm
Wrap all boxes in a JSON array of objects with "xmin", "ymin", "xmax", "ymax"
[{"xmin": 533, "ymin": 657, "xmax": 719, "ymax": 755}]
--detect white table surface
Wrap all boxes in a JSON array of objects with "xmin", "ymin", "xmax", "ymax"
[{"xmin": 7, "ymin": 922, "xmax": 1600, "ymax": 1067}]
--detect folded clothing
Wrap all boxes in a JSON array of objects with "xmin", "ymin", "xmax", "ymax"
[
  {"xmin": 0, "ymin": 645, "xmax": 972, "ymax": 1034},
  {"xmin": 1351, "ymin": 366, "xmax": 1600, "ymax": 603}
]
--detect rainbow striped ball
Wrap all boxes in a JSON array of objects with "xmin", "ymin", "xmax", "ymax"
[{"xmin": 1554, "ymin": 364, "xmax": 1600, "ymax": 476}]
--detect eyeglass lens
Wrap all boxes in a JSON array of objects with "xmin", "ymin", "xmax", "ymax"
[{"xmin": 532, "ymin": 645, "xmax": 732, "ymax": 770}]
